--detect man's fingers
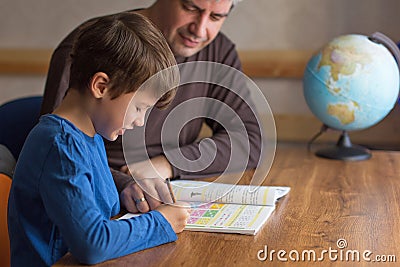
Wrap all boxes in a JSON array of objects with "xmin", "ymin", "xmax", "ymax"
[
  {"xmin": 120, "ymin": 165, "xmax": 129, "ymax": 175},
  {"xmin": 120, "ymin": 190, "xmax": 139, "ymax": 213},
  {"xmin": 120, "ymin": 182, "xmax": 148, "ymax": 213},
  {"xmin": 129, "ymin": 182, "xmax": 150, "ymax": 213},
  {"xmin": 120, "ymin": 178, "xmax": 171, "ymax": 212},
  {"xmin": 134, "ymin": 196, "xmax": 150, "ymax": 213},
  {"xmin": 145, "ymin": 193, "xmax": 163, "ymax": 210},
  {"xmin": 156, "ymin": 181, "xmax": 173, "ymax": 204}
]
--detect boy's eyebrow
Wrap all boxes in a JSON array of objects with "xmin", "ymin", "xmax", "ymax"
[{"xmin": 182, "ymin": 0, "xmax": 231, "ymax": 17}]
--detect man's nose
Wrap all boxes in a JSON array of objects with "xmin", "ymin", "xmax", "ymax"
[{"xmin": 189, "ymin": 14, "xmax": 208, "ymax": 39}]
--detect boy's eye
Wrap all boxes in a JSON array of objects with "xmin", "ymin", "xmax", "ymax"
[{"xmin": 136, "ymin": 107, "xmax": 142, "ymax": 113}]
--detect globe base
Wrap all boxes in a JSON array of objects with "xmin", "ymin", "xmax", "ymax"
[
  {"xmin": 315, "ymin": 131, "xmax": 371, "ymax": 161},
  {"xmin": 316, "ymin": 146, "xmax": 371, "ymax": 161}
]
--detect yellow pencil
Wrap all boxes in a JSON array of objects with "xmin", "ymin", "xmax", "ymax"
[{"xmin": 166, "ymin": 178, "xmax": 176, "ymax": 203}]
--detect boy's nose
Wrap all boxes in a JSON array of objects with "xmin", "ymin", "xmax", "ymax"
[{"xmin": 133, "ymin": 116, "xmax": 145, "ymax": 127}]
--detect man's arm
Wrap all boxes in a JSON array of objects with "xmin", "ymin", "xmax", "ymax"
[
  {"xmin": 40, "ymin": 31, "xmax": 76, "ymax": 115},
  {"xmin": 167, "ymin": 40, "xmax": 262, "ymax": 179},
  {"xmin": 121, "ymin": 36, "xmax": 262, "ymax": 181},
  {"xmin": 110, "ymin": 167, "xmax": 135, "ymax": 193},
  {"xmin": 116, "ymin": 36, "xmax": 262, "ymax": 210},
  {"xmin": 40, "ymin": 17, "xmax": 101, "ymax": 115}
]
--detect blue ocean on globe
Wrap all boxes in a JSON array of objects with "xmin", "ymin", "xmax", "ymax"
[{"xmin": 303, "ymin": 34, "xmax": 400, "ymax": 131}]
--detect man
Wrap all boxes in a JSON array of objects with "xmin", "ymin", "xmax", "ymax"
[{"xmin": 41, "ymin": 0, "xmax": 261, "ymax": 214}]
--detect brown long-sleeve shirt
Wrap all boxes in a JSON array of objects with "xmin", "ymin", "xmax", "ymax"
[{"xmin": 41, "ymin": 11, "xmax": 262, "ymax": 192}]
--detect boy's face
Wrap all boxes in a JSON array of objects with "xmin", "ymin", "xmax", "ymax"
[
  {"xmin": 95, "ymin": 89, "xmax": 157, "ymax": 141},
  {"xmin": 156, "ymin": 0, "xmax": 232, "ymax": 57}
]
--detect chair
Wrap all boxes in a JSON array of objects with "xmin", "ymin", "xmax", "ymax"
[
  {"xmin": 0, "ymin": 96, "xmax": 43, "ymax": 160},
  {"xmin": 0, "ymin": 173, "xmax": 12, "ymax": 267},
  {"xmin": 0, "ymin": 144, "xmax": 15, "ymax": 178},
  {"xmin": 0, "ymin": 96, "xmax": 42, "ymax": 266}
]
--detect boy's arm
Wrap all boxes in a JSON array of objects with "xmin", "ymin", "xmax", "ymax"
[{"xmin": 40, "ymin": 146, "xmax": 176, "ymax": 265}]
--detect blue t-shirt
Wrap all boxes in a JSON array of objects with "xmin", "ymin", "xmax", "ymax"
[{"xmin": 8, "ymin": 115, "xmax": 176, "ymax": 266}]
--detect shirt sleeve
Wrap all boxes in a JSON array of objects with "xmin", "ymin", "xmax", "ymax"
[
  {"xmin": 169, "ymin": 38, "xmax": 262, "ymax": 179},
  {"xmin": 39, "ymin": 134, "xmax": 176, "ymax": 265}
]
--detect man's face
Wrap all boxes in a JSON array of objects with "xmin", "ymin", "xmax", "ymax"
[{"xmin": 156, "ymin": 0, "xmax": 233, "ymax": 57}]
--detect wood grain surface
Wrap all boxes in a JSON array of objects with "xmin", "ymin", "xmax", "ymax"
[{"xmin": 55, "ymin": 144, "xmax": 400, "ymax": 266}]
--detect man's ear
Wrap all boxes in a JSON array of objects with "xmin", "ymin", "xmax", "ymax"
[{"xmin": 90, "ymin": 72, "xmax": 110, "ymax": 99}]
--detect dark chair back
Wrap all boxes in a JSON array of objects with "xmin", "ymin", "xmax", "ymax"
[{"xmin": 0, "ymin": 96, "xmax": 43, "ymax": 160}]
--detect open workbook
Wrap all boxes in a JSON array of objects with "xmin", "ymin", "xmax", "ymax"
[{"xmin": 119, "ymin": 180, "xmax": 290, "ymax": 235}]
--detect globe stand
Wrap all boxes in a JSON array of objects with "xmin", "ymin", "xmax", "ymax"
[{"xmin": 315, "ymin": 131, "xmax": 371, "ymax": 161}]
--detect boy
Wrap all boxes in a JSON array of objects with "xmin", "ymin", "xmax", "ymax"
[
  {"xmin": 41, "ymin": 1, "xmax": 262, "ymax": 215},
  {"xmin": 8, "ymin": 13, "xmax": 189, "ymax": 266}
]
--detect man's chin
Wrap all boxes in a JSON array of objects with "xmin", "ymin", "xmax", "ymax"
[{"xmin": 172, "ymin": 45, "xmax": 202, "ymax": 58}]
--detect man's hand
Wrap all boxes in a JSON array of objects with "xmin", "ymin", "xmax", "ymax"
[
  {"xmin": 120, "ymin": 155, "xmax": 173, "ymax": 179},
  {"xmin": 120, "ymin": 178, "xmax": 174, "ymax": 213},
  {"xmin": 119, "ymin": 155, "xmax": 174, "ymax": 213}
]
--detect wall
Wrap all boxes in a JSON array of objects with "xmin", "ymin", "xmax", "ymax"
[{"xmin": 1, "ymin": 0, "xmax": 400, "ymax": 147}]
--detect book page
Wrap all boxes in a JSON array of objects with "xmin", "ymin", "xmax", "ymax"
[
  {"xmin": 185, "ymin": 202, "xmax": 275, "ymax": 235},
  {"xmin": 118, "ymin": 181, "xmax": 290, "ymax": 235},
  {"xmin": 118, "ymin": 202, "xmax": 276, "ymax": 235},
  {"xmin": 171, "ymin": 180, "xmax": 290, "ymax": 206}
]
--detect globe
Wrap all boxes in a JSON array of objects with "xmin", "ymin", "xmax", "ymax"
[{"xmin": 303, "ymin": 33, "xmax": 400, "ymax": 160}]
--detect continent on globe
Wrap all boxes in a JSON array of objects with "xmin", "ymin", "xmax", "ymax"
[
  {"xmin": 318, "ymin": 35, "xmax": 373, "ymax": 82},
  {"xmin": 327, "ymin": 102, "xmax": 356, "ymax": 125}
]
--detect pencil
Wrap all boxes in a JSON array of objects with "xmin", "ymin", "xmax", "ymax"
[{"xmin": 166, "ymin": 178, "xmax": 176, "ymax": 203}]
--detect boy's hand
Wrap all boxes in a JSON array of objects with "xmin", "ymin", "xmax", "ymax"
[{"xmin": 156, "ymin": 202, "xmax": 191, "ymax": 233}]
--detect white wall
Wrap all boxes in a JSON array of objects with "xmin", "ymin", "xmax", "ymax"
[
  {"xmin": 2, "ymin": 0, "xmax": 400, "ymax": 49},
  {"xmin": 1, "ymin": 0, "xmax": 400, "ymax": 115}
]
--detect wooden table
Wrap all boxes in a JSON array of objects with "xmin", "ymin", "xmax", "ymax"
[{"xmin": 54, "ymin": 143, "xmax": 400, "ymax": 266}]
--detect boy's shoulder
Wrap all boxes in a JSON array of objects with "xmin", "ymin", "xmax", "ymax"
[
  {"xmin": 33, "ymin": 114, "xmax": 77, "ymax": 139},
  {"xmin": 21, "ymin": 114, "xmax": 102, "ymax": 166},
  {"xmin": 29, "ymin": 114, "xmax": 98, "ymax": 151}
]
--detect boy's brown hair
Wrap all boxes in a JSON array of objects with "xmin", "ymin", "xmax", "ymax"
[{"xmin": 69, "ymin": 12, "xmax": 178, "ymax": 108}]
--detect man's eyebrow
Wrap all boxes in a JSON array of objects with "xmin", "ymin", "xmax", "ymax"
[
  {"xmin": 182, "ymin": 0, "xmax": 230, "ymax": 17},
  {"xmin": 211, "ymin": 11, "xmax": 229, "ymax": 18},
  {"xmin": 182, "ymin": 0, "xmax": 202, "ymax": 10}
]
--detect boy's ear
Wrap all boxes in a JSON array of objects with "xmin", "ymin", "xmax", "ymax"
[{"xmin": 90, "ymin": 72, "xmax": 110, "ymax": 99}]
